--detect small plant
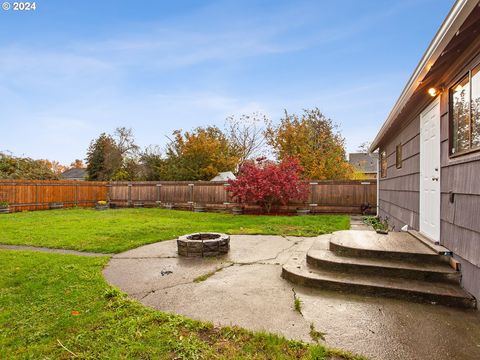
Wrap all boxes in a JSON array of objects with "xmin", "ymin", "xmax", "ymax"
[
  {"xmin": 97, "ymin": 200, "xmax": 108, "ymax": 206},
  {"xmin": 292, "ymin": 288, "xmax": 302, "ymax": 314},
  {"xmin": 194, "ymin": 270, "xmax": 218, "ymax": 283},
  {"xmin": 363, "ymin": 216, "xmax": 390, "ymax": 233},
  {"xmin": 0, "ymin": 201, "xmax": 9, "ymax": 208},
  {"xmin": 309, "ymin": 323, "xmax": 326, "ymax": 342}
]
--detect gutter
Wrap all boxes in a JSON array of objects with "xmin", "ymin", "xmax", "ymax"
[{"xmin": 370, "ymin": 0, "xmax": 479, "ymax": 152}]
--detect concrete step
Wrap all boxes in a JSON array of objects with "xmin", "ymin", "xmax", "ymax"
[
  {"xmin": 329, "ymin": 230, "xmax": 446, "ymax": 264},
  {"xmin": 307, "ymin": 249, "xmax": 460, "ymax": 284},
  {"xmin": 282, "ymin": 257, "xmax": 476, "ymax": 309}
]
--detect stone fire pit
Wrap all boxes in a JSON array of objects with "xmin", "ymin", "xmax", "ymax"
[{"xmin": 177, "ymin": 232, "xmax": 230, "ymax": 257}]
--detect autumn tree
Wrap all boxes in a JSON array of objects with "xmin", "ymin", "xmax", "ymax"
[
  {"xmin": 0, "ymin": 152, "xmax": 59, "ymax": 180},
  {"xmin": 265, "ymin": 108, "xmax": 354, "ymax": 180},
  {"xmin": 159, "ymin": 126, "xmax": 239, "ymax": 181},
  {"xmin": 225, "ymin": 112, "xmax": 269, "ymax": 166},
  {"xmin": 70, "ymin": 159, "xmax": 85, "ymax": 169},
  {"xmin": 227, "ymin": 157, "xmax": 309, "ymax": 213}
]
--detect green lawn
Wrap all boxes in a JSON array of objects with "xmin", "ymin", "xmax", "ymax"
[
  {"xmin": 0, "ymin": 250, "xmax": 364, "ymax": 359},
  {"xmin": 0, "ymin": 208, "xmax": 349, "ymax": 253}
]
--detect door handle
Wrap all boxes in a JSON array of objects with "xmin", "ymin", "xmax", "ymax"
[{"xmin": 432, "ymin": 177, "xmax": 439, "ymax": 181}]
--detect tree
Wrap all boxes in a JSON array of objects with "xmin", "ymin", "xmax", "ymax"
[
  {"xmin": 225, "ymin": 112, "xmax": 268, "ymax": 166},
  {"xmin": 160, "ymin": 126, "xmax": 239, "ymax": 181},
  {"xmin": 114, "ymin": 127, "xmax": 140, "ymax": 157},
  {"xmin": 0, "ymin": 152, "xmax": 59, "ymax": 180},
  {"xmin": 70, "ymin": 159, "xmax": 85, "ymax": 169},
  {"xmin": 227, "ymin": 157, "xmax": 309, "ymax": 213},
  {"xmin": 85, "ymin": 133, "xmax": 122, "ymax": 181},
  {"xmin": 265, "ymin": 108, "xmax": 354, "ymax": 180},
  {"xmin": 357, "ymin": 141, "xmax": 371, "ymax": 153},
  {"xmin": 140, "ymin": 145, "xmax": 163, "ymax": 181},
  {"xmin": 85, "ymin": 127, "xmax": 143, "ymax": 181}
]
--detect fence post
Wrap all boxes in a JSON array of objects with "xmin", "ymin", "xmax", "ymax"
[
  {"xmin": 309, "ymin": 182, "xmax": 318, "ymax": 207},
  {"xmin": 35, "ymin": 183, "xmax": 39, "ymax": 210},
  {"xmin": 75, "ymin": 183, "xmax": 79, "ymax": 207},
  {"xmin": 156, "ymin": 183, "xmax": 161, "ymax": 203},
  {"xmin": 223, "ymin": 183, "xmax": 230, "ymax": 205},
  {"xmin": 127, "ymin": 183, "xmax": 132, "ymax": 207},
  {"xmin": 188, "ymin": 183, "xmax": 194, "ymax": 204}
]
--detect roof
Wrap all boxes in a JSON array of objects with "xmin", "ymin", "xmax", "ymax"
[
  {"xmin": 370, "ymin": 0, "xmax": 479, "ymax": 151},
  {"xmin": 61, "ymin": 168, "xmax": 87, "ymax": 180},
  {"xmin": 349, "ymin": 153, "xmax": 378, "ymax": 173},
  {"xmin": 210, "ymin": 171, "xmax": 236, "ymax": 182}
]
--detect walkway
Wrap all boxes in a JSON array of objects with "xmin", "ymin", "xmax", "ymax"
[
  {"xmin": 103, "ymin": 235, "xmax": 480, "ymax": 360},
  {"xmin": 0, "ymin": 244, "xmax": 109, "ymax": 257}
]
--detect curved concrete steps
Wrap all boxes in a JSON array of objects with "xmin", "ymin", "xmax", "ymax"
[
  {"xmin": 282, "ymin": 257, "xmax": 476, "ymax": 309},
  {"xmin": 281, "ymin": 230, "xmax": 476, "ymax": 309},
  {"xmin": 307, "ymin": 249, "xmax": 460, "ymax": 283},
  {"xmin": 329, "ymin": 230, "xmax": 445, "ymax": 263}
]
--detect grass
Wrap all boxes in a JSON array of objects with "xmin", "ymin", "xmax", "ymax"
[
  {"xmin": 193, "ymin": 265, "xmax": 231, "ymax": 283},
  {"xmin": 0, "ymin": 208, "xmax": 350, "ymax": 253},
  {"xmin": 292, "ymin": 288, "xmax": 303, "ymax": 314},
  {"xmin": 0, "ymin": 250, "xmax": 365, "ymax": 359},
  {"xmin": 309, "ymin": 323, "xmax": 326, "ymax": 343}
]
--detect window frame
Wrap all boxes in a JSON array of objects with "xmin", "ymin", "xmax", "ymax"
[
  {"xmin": 380, "ymin": 150, "xmax": 387, "ymax": 178},
  {"xmin": 395, "ymin": 144, "xmax": 402, "ymax": 169},
  {"xmin": 449, "ymin": 63, "xmax": 480, "ymax": 158}
]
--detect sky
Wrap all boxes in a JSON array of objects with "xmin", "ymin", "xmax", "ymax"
[{"xmin": 0, "ymin": 0, "xmax": 454, "ymax": 164}]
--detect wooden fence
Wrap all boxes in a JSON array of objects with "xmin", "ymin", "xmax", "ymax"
[
  {"xmin": 109, "ymin": 180, "xmax": 377, "ymax": 214},
  {"xmin": 0, "ymin": 180, "xmax": 108, "ymax": 212},
  {"xmin": 0, "ymin": 179, "xmax": 376, "ymax": 214}
]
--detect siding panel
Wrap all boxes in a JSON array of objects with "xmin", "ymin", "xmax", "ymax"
[{"xmin": 442, "ymin": 221, "xmax": 480, "ymax": 267}]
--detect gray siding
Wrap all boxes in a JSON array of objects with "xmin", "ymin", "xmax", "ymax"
[
  {"xmin": 378, "ymin": 116, "xmax": 420, "ymax": 232},
  {"xmin": 440, "ymin": 91, "xmax": 480, "ymax": 301},
  {"xmin": 378, "ymin": 55, "xmax": 480, "ymax": 303}
]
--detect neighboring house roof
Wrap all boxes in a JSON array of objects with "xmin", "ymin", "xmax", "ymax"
[
  {"xmin": 349, "ymin": 153, "xmax": 378, "ymax": 173},
  {"xmin": 61, "ymin": 168, "xmax": 87, "ymax": 180},
  {"xmin": 210, "ymin": 171, "xmax": 236, "ymax": 182},
  {"xmin": 370, "ymin": 0, "xmax": 478, "ymax": 151}
]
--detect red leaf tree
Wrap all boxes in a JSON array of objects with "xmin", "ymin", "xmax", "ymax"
[{"xmin": 227, "ymin": 157, "xmax": 310, "ymax": 213}]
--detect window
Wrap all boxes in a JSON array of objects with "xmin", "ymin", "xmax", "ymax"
[
  {"xmin": 380, "ymin": 150, "xmax": 387, "ymax": 178},
  {"xmin": 396, "ymin": 144, "xmax": 402, "ymax": 169},
  {"xmin": 450, "ymin": 63, "xmax": 480, "ymax": 155}
]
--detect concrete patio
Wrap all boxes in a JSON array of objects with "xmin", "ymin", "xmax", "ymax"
[{"xmin": 103, "ymin": 234, "xmax": 480, "ymax": 360}]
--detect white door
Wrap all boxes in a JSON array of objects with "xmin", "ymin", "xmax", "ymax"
[{"xmin": 419, "ymin": 97, "xmax": 441, "ymax": 242}]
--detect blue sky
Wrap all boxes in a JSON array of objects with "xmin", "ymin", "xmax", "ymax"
[{"xmin": 0, "ymin": 0, "xmax": 453, "ymax": 164}]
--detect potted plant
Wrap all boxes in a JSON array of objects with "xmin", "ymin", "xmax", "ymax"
[
  {"xmin": 364, "ymin": 216, "xmax": 390, "ymax": 234},
  {"xmin": 133, "ymin": 202, "xmax": 144, "ymax": 208},
  {"xmin": 49, "ymin": 202, "xmax": 64, "ymax": 209},
  {"xmin": 0, "ymin": 201, "xmax": 10, "ymax": 214},
  {"xmin": 193, "ymin": 203, "xmax": 206, "ymax": 212},
  {"xmin": 231, "ymin": 206, "xmax": 244, "ymax": 215},
  {"xmin": 95, "ymin": 200, "xmax": 109, "ymax": 210},
  {"xmin": 296, "ymin": 207, "xmax": 311, "ymax": 216}
]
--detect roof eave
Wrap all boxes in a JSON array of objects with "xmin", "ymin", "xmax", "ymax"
[{"xmin": 370, "ymin": 0, "xmax": 478, "ymax": 152}]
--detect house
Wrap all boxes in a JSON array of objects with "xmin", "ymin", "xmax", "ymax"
[
  {"xmin": 370, "ymin": 0, "xmax": 480, "ymax": 303},
  {"xmin": 210, "ymin": 171, "xmax": 236, "ymax": 182},
  {"xmin": 61, "ymin": 168, "xmax": 87, "ymax": 181},
  {"xmin": 348, "ymin": 152, "xmax": 378, "ymax": 179}
]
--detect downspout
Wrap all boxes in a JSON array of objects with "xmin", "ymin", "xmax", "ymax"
[{"xmin": 376, "ymin": 155, "xmax": 380, "ymax": 217}]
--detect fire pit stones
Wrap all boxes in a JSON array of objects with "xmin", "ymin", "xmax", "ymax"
[{"xmin": 177, "ymin": 232, "xmax": 230, "ymax": 257}]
